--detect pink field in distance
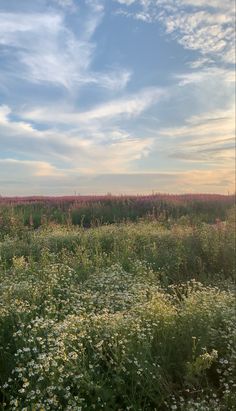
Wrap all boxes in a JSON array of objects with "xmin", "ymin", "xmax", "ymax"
[{"xmin": 0, "ymin": 193, "xmax": 234, "ymax": 206}]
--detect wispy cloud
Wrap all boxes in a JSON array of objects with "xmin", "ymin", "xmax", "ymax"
[
  {"xmin": 0, "ymin": 158, "xmax": 65, "ymax": 178},
  {"xmin": 0, "ymin": 104, "xmax": 153, "ymax": 174},
  {"xmin": 159, "ymin": 106, "xmax": 235, "ymax": 164},
  {"xmin": 115, "ymin": 0, "xmax": 235, "ymax": 65},
  {"xmin": 0, "ymin": 5, "xmax": 131, "ymax": 91},
  {"xmin": 22, "ymin": 87, "xmax": 165, "ymax": 124},
  {"xmin": 0, "ymin": 0, "xmax": 234, "ymax": 195},
  {"xmin": 0, "ymin": 166, "xmax": 234, "ymax": 196},
  {"xmin": 52, "ymin": 0, "xmax": 77, "ymax": 10},
  {"xmin": 175, "ymin": 67, "xmax": 235, "ymax": 86}
]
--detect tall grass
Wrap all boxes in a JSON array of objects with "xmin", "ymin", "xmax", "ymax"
[
  {"xmin": 0, "ymin": 200, "xmax": 235, "ymax": 410},
  {"xmin": 0, "ymin": 194, "xmax": 234, "ymax": 232},
  {"xmin": 0, "ymin": 219, "xmax": 234, "ymax": 283}
]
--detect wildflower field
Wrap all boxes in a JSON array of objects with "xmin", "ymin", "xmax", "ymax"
[{"xmin": 0, "ymin": 195, "xmax": 235, "ymax": 411}]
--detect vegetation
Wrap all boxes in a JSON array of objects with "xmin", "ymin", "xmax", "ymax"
[
  {"xmin": 0, "ymin": 195, "xmax": 235, "ymax": 410},
  {"xmin": 0, "ymin": 193, "xmax": 234, "ymax": 230}
]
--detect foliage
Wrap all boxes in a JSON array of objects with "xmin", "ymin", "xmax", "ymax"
[
  {"xmin": 0, "ymin": 194, "xmax": 234, "ymax": 234},
  {"xmin": 0, "ymin": 199, "xmax": 235, "ymax": 410}
]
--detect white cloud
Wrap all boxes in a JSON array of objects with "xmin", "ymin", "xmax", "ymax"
[
  {"xmin": 22, "ymin": 87, "xmax": 165, "ymax": 124},
  {"xmin": 52, "ymin": 0, "xmax": 76, "ymax": 9},
  {"xmin": 0, "ymin": 1, "xmax": 234, "ymax": 195},
  {"xmin": 0, "ymin": 166, "xmax": 233, "ymax": 195},
  {"xmin": 116, "ymin": 0, "xmax": 136, "ymax": 4},
  {"xmin": 179, "ymin": 0, "xmax": 232, "ymax": 9},
  {"xmin": 71, "ymin": 137, "xmax": 153, "ymax": 174},
  {"xmin": 115, "ymin": 0, "xmax": 235, "ymax": 65},
  {"xmin": 161, "ymin": 9, "xmax": 234, "ymax": 64},
  {"xmin": 0, "ymin": 104, "xmax": 153, "ymax": 174},
  {"xmin": 0, "ymin": 105, "xmax": 42, "ymax": 137},
  {"xmin": 0, "ymin": 159, "xmax": 65, "ymax": 178},
  {"xmin": 0, "ymin": 7, "xmax": 131, "ymax": 91},
  {"xmin": 0, "ymin": 11, "xmax": 92, "ymax": 89},
  {"xmin": 0, "ymin": 105, "xmax": 11, "ymax": 122},
  {"xmin": 0, "ymin": 102, "xmax": 234, "ymax": 194},
  {"xmin": 95, "ymin": 70, "xmax": 132, "ymax": 91},
  {"xmin": 187, "ymin": 57, "xmax": 214, "ymax": 69},
  {"xmin": 159, "ymin": 106, "xmax": 235, "ymax": 164},
  {"xmin": 73, "ymin": 87, "xmax": 164, "ymax": 122},
  {"xmin": 161, "ymin": 107, "xmax": 235, "ymax": 139},
  {"xmin": 175, "ymin": 67, "xmax": 235, "ymax": 87}
]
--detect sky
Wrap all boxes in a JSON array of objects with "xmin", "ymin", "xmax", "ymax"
[{"xmin": 0, "ymin": 0, "xmax": 235, "ymax": 195}]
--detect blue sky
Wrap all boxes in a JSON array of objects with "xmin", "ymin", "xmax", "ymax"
[{"xmin": 0, "ymin": 0, "xmax": 235, "ymax": 195}]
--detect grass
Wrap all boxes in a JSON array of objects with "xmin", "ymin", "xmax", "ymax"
[
  {"xmin": 0, "ymin": 201, "xmax": 235, "ymax": 410},
  {"xmin": 0, "ymin": 194, "xmax": 234, "ymax": 232}
]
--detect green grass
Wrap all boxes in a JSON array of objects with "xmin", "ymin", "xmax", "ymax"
[{"xmin": 0, "ymin": 212, "xmax": 235, "ymax": 410}]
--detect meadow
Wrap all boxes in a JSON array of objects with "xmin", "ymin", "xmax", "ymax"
[{"xmin": 0, "ymin": 195, "xmax": 235, "ymax": 411}]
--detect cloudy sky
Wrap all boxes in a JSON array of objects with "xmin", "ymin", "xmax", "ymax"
[{"xmin": 0, "ymin": 0, "xmax": 235, "ymax": 195}]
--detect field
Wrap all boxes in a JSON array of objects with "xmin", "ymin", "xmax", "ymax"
[{"xmin": 0, "ymin": 195, "xmax": 235, "ymax": 411}]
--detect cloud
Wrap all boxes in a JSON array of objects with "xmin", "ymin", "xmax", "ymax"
[
  {"xmin": 115, "ymin": 0, "xmax": 235, "ymax": 65},
  {"xmin": 175, "ymin": 67, "xmax": 235, "ymax": 86},
  {"xmin": 0, "ymin": 105, "xmax": 11, "ymax": 122},
  {"xmin": 0, "ymin": 5, "xmax": 131, "ymax": 91},
  {"xmin": 0, "ymin": 167, "xmax": 234, "ymax": 196},
  {"xmin": 187, "ymin": 57, "xmax": 214, "ymax": 69},
  {"xmin": 171, "ymin": 145, "xmax": 235, "ymax": 163},
  {"xmin": 162, "ymin": 10, "xmax": 234, "ymax": 64},
  {"xmin": 71, "ymin": 137, "xmax": 153, "ymax": 174},
  {"xmin": 52, "ymin": 0, "xmax": 76, "ymax": 9},
  {"xmin": 179, "ymin": 0, "xmax": 231, "ymax": 9},
  {"xmin": 22, "ymin": 87, "xmax": 165, "ymax": 124},
  {"xmin": 161, "ymin": 107, "xmax": 235, "ymax": 139},
  {"xmin": 159, "ymin": 106, "xmax": 235, "ymax": 164},
  {"xmin": 0, "ymin": 159, "xmax": 65, "ymax": 178},
  {"xmin": 116, "ymin": 0, "xmax": 136, "ymax": 4},
  {"xmin": 0, "ymin": 1, "xmax": 234, "ymax": 196},
  {"xmin": 2, "ymin": 100, "xmax": 234, "ymax": 194},
  {"xmin": 0, "ymin": 105, "xmax": 43, "ymax": 137},
  {"xmin": 0, "ymin": 104, "xmax": 153, "ymax": 174},
  {"xmin": 0, "ymin": 11, "xmax": 92, "ymax": 89}
]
